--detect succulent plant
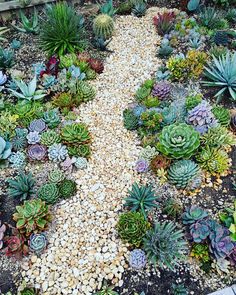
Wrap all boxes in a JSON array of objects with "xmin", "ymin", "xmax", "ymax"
[
  {"xmin": 190, "ymin": 243, "xmax": 211, "ymax": 263},
  {"xmin": 26, "ymin": 131, "xmax": 41, "ymax": 145},
  {"xmin": 94, "ymin": 281, "xmax": 119, "ymax": 295},
  {"xmin": 7, "ymin": 172, "xmax": 35, "ymax": 201},
  {"xmin": 153, "ymin": 12, "xmax": 175, "ymax": 35},
  {"xmin": 140, "ymin": 146, "xmax": 159, "ymax": 162},
  {"xmin": 48, "ymin": 168, "xmax": 65, "ymax": 183},
  {"xmin": 150, "ymin": 155, "xmax": 171, "ymax": 173},
  {"xmin": 12, "ymin": 135, "xmax": 28, "ymax": 151},
  {"xmin": 167, "ymin": 160, "xmax": 200, "ymax": 189},
  {"xmin": 13, "ymin": 199, "xmax": 52, "ymax": 236},
  {"xmin": 28, "ymin": 144, "xmax": 47, "ymax": 161},
  {"xmin": 20, "ymin": 287, "xmax": 37, "ymax": 295},
  {"xmin": 129, "ymin": 249, "xmax": 146, "ymax": 269},
  {"xmin": 231, "ymin": 113, "xmax": 236, "ymax": 130},
  {"xmin": 152, "ymin": 82, "xmax": 171, "ymax": 100},
  {"xmin": 185, "ymin": 93, "xmax": 202, "ymax": 111},
  {"xmin": 144, "ymin": 221, "xmax": 187, "ymax": 270},
  {"xmin": 190, "ymin": 219, "xmax": 211, "ymax": 243},
  {"xmin": 40, "ymin": 130, "xmax": 61, "ymax": 147},
  {"xmin": 29, "ymin": 233, "xmax": 47, "ymax": 254},
  {"xmin": 163, "ymin": 198, "xmax": 182, "ymax": 219},
  {"xmin": 0, "ymin": 47, "xmax": 15, "ymax": 69},
  {"xmin": 0, "ymin": 220, "xmax": 6, "ymax": 249},
  {"xmin": 124, "ymin": 182, "xmax": 158, "ymax": 219},
  {"xmin": 135, "ymin": 159, "xmax": 149, "ymax": 173},
  {"xmin": 182, "ymin": 206, "xmax": 208, "ymax": 225},
  {"xmin": 53, "ymin": 92, "xmax": 74, "ymax": 111},
  {"xmin": 0, "ymin": 136, "xmax": 12, "ymax": 160},
  {"xmin": 10, "ymin": 39, "xmax": 21, "ymax": 50},
  {"xmin": 158, "ymin": 39, "xmax": 174, "ymax": 58},
  {"xmin": 93, "ymin": 14, "xmax": 114, "ymax": 39},
  {"xmin": 0, "ymin": 70, "xmax": 7, "ymax": 85},
  {"xmin": 157, "ymin": 123, "xmax": 200, "ymax": 159},
  {"xmin": 135, "ymin": 86, "xmax": 151, "ymax": 102},
  {"xmin": 140, "ymin": 110, "xmax": 163, "ymax": 133},
  {"xmin": 59, "ymin": 179, "xmax": 77, "ymax": 199},
  {"xmin": 117, "ymin": 212, "xmax": 150, "ymax": 247},
  {"xmin": 13, "ymin": 8, "xmax": 39, "ymax": 34},
  {"xmin": 5, "ymin": 231, "xmax": 28, "ymax": 258},
  {"xmin": 171, "ymin": 283, "xmax": 188, "ymax": 295},
  {"xmin": 38, "ymin": 183, "xmax": 60, "ymax": 204},
  {"xmin": 43, "ymin": 109, "xmax": 61, "ymax": 129},
  {"xmin": 88, "ymin": 58, "xmax": 104, "ymax": 74},
  {"xmin": 8, "ymin": 151, "xmax": 26, "ymax": 169},
  {"xmin": 48, "ymin": 143, "xmax": 68, "ymax": 162},
  {"xmin": 85, "ymin": 68, "xmax": 97, "ymax": 80},
  {"xmin": 29, "ymin": 119, "xmax": 46, "ymax": 133},
  {"xmin": 132, "ymin": 1, "xmax": 147, "ymax": 17},
  {"xmin": 214, "ymin": 30, "xmax": 229, "ymax": 46},
  {"xmin": 74, "ymin": 157, "xmax": 88, "ymax": 169},
  {"xmin": 42, "ymin": 74, "xmax": 57, "ymax": 89},
  {"xmin": 123, "ymin": 109, "xmax": 139, "ymax": 130},
  {"xmin": 75, "ymin": 80, "xmax": 96, "ymax": 103},
  {"xmin": 61, "ymin": 123, "xmax": 90, "ymax": 144},
  {"xmin": 212, "ymin": 106, "xmax": 230, "ymax": 127}
]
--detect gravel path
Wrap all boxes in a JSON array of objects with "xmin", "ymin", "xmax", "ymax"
[{"xmin": 21, "ymin": 8, "xmax": 163, "ymax": 295}]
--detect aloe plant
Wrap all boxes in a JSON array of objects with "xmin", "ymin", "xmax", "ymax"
[{"xmin": 13, "ymin": 8, "xmax": 39, "ymax": 34}]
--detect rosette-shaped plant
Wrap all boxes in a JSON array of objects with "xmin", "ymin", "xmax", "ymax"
[
  {"xmin": 144, "ymin": 221, "xmax": 187, "ymax": 270},
  {"xmin": 152, "ymin": 81, "xmax": 171, "ymax": 100},
  {"xmin": 8, "ymin": 151, "xmax": 26, "ymax": 169},
  {"xmin": 190, "ymin": 243, "xmax": 211, "ymax": 263},
  {"xmin": 129, "ymin": 249, "xmax": 146, "ymax": 270},
  {"xmin": 74, "ymin": 157, "xmax": 88, "ymax": 169},
  {"xmin": 27, "ymin": 131, "xmax": 41, "ymax": 145},
  {"xmin": 93, "ymin": 14, "xmax": 114, "ymax": 39},
  {"xmin": 40, "ymin": 130, "xmax": 61, "ymax": 147},
  {"xmin": 190, "ymin": 219, "xmax": 211, "ymax": 243},
  {"xmin": 48, "ymin": 143, "xmax": 68, "ymax": 162},
  {"xmin": 43, "ymin": 109, "xmax": 61, "ymax": 129},
  {"xmin": 12, "ymin": 134, "xmax": 27, "ymax": 151},
  {"xmin": 117, "ymin": 212, "xmax": 150, "ymax": 247},
  {"xmin": 13, "ymin": 199, "xmax": 52, "ymax": 236},
  {"xmin": 187, "ymin": 101, "xmax": 218, "ymax": 134},
  {"xmin": 48, "ymin": 168, "xmax": 65, "ymax": 183},
  {"xmin": 140, "ymin": 146, "xmax": 159, "ymax": 162},
  {"xmin": 88, "ymin": 58, "xmax": 104, "ymax": 74},
  {"xmin": 68, "ymin": 144, "xmax": 91, "ymax": 158},
  {"xmin": 140, "ymin": 110, "xmax": 163, "ymax": 133},
  {"xmin": 29, "ymin": 119, "xmax": 46, "ymax": 133},
  {"xmin": 157, "ymin": 123, "xmax": 200, "ymax": 159},
  {"xmin": 38, "ymin": 183, "xmax": 60, "ymax": 204},
  {"xmin": 61, "ymin": 123, "xmax": 90, "ymax": 144},
  {"xmin": 135, "ymin": 159, "xmax": 149, "ymax": 173},
  {"xmin": 29, "ymin": 233, "xmax": 47, "ymax": 254},
  {"xmin": 59, "ymin": 179, "xmax": 77, "ymax": 199},
  {"xmin": 167, "ymin": 160, "xmax": 200, "ymax": 189},
  {"xmin": 52, "ymin": 92, "xmax": 74, "ymax": 111},
  {"xmin": 182, "ymin": 206, "xmax": 208, "ymax": 225},
  {"xmin": 0, "ymin": 136, "xmax": 12, "ymax": 160},
  {"xmin": 5, "ymin": 232, "xmax": 28, "ymax": 258},
  {"xmin": 28, "ymin": 144, "xmax": 47, "ymax": 161},
  {"xmin": 212, "ymin": 106, "xmax": 230, "ymax": 127},
  {"xmin": 123, "ymin": 109, "xmax": 139, "ymax": 131},
  {"xmin": 75, "ymin": 80, "xmax": 96, "ymax": 103},
  {"xmin": 150, "ymin": 155, "xmax": 171, "ymax": 173}
]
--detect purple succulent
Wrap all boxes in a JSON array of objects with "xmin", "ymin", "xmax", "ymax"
[
  {"xmin": 229, "ymin": 246, "xmax": 236, "ymax": 265},
  {"xmin": 187, "ymin": 101, "xmax": 218, "ymax": 134},
  {"xmin": 152, "ymin": 81, "xmax": 171, "ymax": 100},
  {"xmin": 129, "ymin": 249, "xmax": 146, "ymax": 269},
  {"xmin": 29, "ymin": 119, "xmax": 46, "ymax": 133},
  {"xmin": 26, "ymin": 131, "xmax": 41, "ymax": 144},
  {"xmin": 135, "ymin": 159, "xmax": 149, "ymax": 173},
  {"xmin": 190, "ymin": 219, "xmax": 211, "ymax": 243},
  {"xmin": 28, "ymin": 144, "xmax": 47, "ymax": 161}
]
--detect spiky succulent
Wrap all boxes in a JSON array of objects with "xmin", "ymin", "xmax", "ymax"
[
  {"xmin": 40, "ymin": 130, "xmax": 61, "ymax": 147},
  {"xmin": 43, "ymin": 109, "xmax": 61, "ymax": 129},
  {"xmin": 0, "ymin": 136, "xmax": 12, "ymax": 160},
  {"xmin": 132, "ymin": 1, "xmax": 147, "ymax": 17},
  {"xmin": 212, "ymin": 106, "xmax": 230, "ymax": 127},
  {"xmin": 75, "ymin": 80, "xmax": 96, "ymax": 104},
  {"xmin": 61, "ymin": 123, "xmax": 90, "ymax": 144},
  {"xmin": 74, "ymin": 157, "xmax": 88, "ymax": 169},
  {"xmin": 27, "ymin": 131, "xmax": 41, "ymax": 144},
  {"xmin": 185, "ymin": 93, "xmax": 202, "ymax": 111},
  {"xmin": 214, "ymin": 30, "xmax": 229, "ymax": 46},
  {"xmin": 59, "ymin": 179, "xmax": 77, "ymax": 199},
  {"xmin": 48, "ymin": 168, "xmax": 65, "ymax": 183},
  {"xmin": 157, "ymin": 123, "xmax": 200, "ymax": 159},
  {"xmin": 124, "ymin": 183, "xmax": 158, "ymax": 219},
  {"xmin": 88, "ymin": 58, "xmax": 104, "ymax": 74},
  {"xmin": 190, "ymin": 219, "xmax": 211, "ymax": 243},
  {"xmin": 13, "ymin": 199, "xmax": 52, "ymax": 236},
  {"xmin": 182, "ymin": 206, "xmax": 208, "ymax": 225},
  {"xmin": 7, "ymin": 172, "xmax": 35, "ymax": 201},
  {"xmin": 163, "ymin": 198, "xmax": 182, "ymax": 219},
  {"xmin": 8, "ymin": 151, "xmax": 26, "ymax": 169},
  {"xmin": 19, "ymin": 287, "xmax": 37, "ymax": 295},
  {"xmin": 123, "ymin": 109, "xmax": 139, "ymax": 130},
  {"xmin": 143, "ymin": 221, "xmax": 187, "ymax": 270},
  {"xmin": 12, "ymin": 135, "xmax": 27, "ymax": 151},
  {"xmin": 187, "ymin": 101, "xmax": 218, "ymax": 134},
  {"xmin": 153, "ymin": 12, "xmax": 175, "ymax": 35},
  {"xmin": 29, "ymin": 233, "xmax": 47, "ymax": 254},
  {"xmin": 28, "ymin": 144, "xmax": 47, "ymax": 161},
  {"xmin": 29, "ymin": 119, "xmax": 46, "ymax": 133},
  {"xmin": 167, "ymin": 160, "xmax": 201, "ymax": 189},
  {"xmin": 38, "ymin": 183, "xmax": 60, "ymax": 204},
  {"xmin": 129, "ymin": 249, "xmax": 146, "ymax": 269},
  {"xmin": 152, "ymin": 82, "xmax": 171, "ymax": 100},
  {"xmin": 93, "ymin": 14, "xmax": 114, "ymax": 39},
  {"xmin": 48, "ymin": 143, "xmax": 68, "ymax": 162},
  {"xmin": 117, "ymin": 212, "xmax": 150, "ymax": 247}
]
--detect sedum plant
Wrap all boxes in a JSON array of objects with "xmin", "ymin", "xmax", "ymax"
[
  {"xmin": 7, "ymin": 172, "xmax": 35, "ymax": 201},
  {"xmin": 124, "ymin": 182, "xmax": 158, "ymax": 219},
  {"xmin": 13, "ymin": 199, "xmax": 52, "ymax": 236},
  {"xmin": 8, "ymin": 76, "xmax": 47, "ymax": 101},
  {"xmin": 38, "ymin": 183, "xmax": 60, "ymax": 204},
  {"xmin": 13, "ymin": 8, "xmax": 39, "ymax": 34},
  {"xmin": 117, "ymin": 212, "xmax": 150, "ymax": 247},
  {"xmin": 190, "ymin": 243, "xmax": 211, "ymax": 263},
  {"xmin": 143, "ymin": 221, "xmax": 187, "ymax": 270},
  {"xmin": 202, "ymin": 51, "xmax": 236, "ymax": 101},
  {"xmin": 93, "ymin": 14, "xmax": 114, "ymax": 40},
  {"xmin": 157, "ymin": 123, "xmax": 200, "ymax": 159}
]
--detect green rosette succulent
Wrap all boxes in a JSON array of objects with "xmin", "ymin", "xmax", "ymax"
[
  {"xmin": 38, "ymin": 183, "xmax": 60, "ymax": 204},
  {"xmin": 48, "ymin": 169, "xmax": 65, "ymax": 183},
  {"xmin": 157, "ymin": 123, "xmax": 200, "ymax": 159},
  {"xmin": 75, "ymin": 80, "xmax": 96, "ymax": 103},
  {"xmin": 212, "ymin": 105, "xmax": 230, "ymax": 127},
  {"xmin": 20, "ymin": 287, "xmax": 37, "ymax": 295},
  {"xmin": 117, "ymin": 212, "xmax": 150, "ymax": 247},
  {"xmin": 43, "ymin": 109, "xmax": 61, "ymax": 129},
  {"xmin": 40, "ymin": 130, "xmax": 61, "ymax": 147},
  {"xmin": 61, "ymin": 123, "xmax": 91, "ymax": 144},
  {"xmin": 167, "ymin": 160, "xmax": 201, "ymax": 189},
  {"xmin": 67, "ymin": 144, "xmax": 91, "ymax": 158},
  {"xmin": 59, "ymin": 179, "xmax": 77, "ymax": 199}
]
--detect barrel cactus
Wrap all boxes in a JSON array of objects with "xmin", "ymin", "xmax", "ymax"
[
  {"xmin": 93, "ymin": 14, "xmax": 114, "ymax": 39},
  {"xmin": 29, "ymin": 233, "xmax": 47, "ymax": 254},
  {"xmin": 38, "ymin": 183, "xmax": 60, "ymax": 204},
  {"xmin": 40, "ymin": 130, "xmax": 61, "ymax": 147},
  {"xmin": 59, "ymin": 179, "xmax": 77, "ymax": 199},
  {"xmin": 0, "ymin": 136, "xmax": 11, "ymax": 160},
  {"xmin": 157, "ymin": 123, "xmax": 200, "ymax": 159},
  {"xmin": 75, "ymin": 81, "xmax": 96, "ymax": 103},
  {"xmin": 167, "ymin": 160, "xmax": 201, "ymax": 189}
]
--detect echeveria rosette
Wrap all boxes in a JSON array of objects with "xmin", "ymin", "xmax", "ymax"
[
  {"xmin": 157, "ymin": 123, "xmax": 200, "ymax": 159},
  {"xmin": 182, "ymin": 206, "xmax": 208, "ymax": 224},
  {"xmin": 129, "ymin": 249, "xmax": 146, "ymax": 269},
  {"xmin": 27, "ymin": 144, "xmax": 47, "ymax": 161},
  {"xmin": 29, "ymin": 119, "xmax": 46, "ymax": 133},
  {"xmin": 190, "ymin": 219, "xmax": 211, "ymax": 243},
  {"xmin": 135, "ymin": 159, "xmax": 149, "ymax": 173},
  {"xmin": 29, "ymin": 233, "xmax": 47, "ymax": 254}
]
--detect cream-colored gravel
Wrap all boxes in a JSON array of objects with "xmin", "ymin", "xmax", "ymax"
[{"xmin": 21, "ymin": 8, "xmax": 163, "ymax": 295}]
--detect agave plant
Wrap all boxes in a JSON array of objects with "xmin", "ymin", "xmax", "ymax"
[
  {"xmin": 13, "ymin": 8, "xmax": 39, "ymax": 34},
  {"xmin": 202, "ymin": 51, "xmax": 236, "ymax": 101},
  {"xmin": 0, "ymin": 136, "xmax": 12, "ymax": 160},
  {"xmin": 8, "ymin": 76, "xmax": 47, "ymax": 101},
  {"xmin": 99, "ymin": 0, "xmax": 117, "ymax": 17},
  {"xmin": 153, "ymin": 12, "xmax": 175, "ymax": 36}
]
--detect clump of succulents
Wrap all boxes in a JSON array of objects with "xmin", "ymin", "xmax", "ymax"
[
  {"xmin": 157, "ymin": 123, "xmax": 200, "ymax": 159},
  {"xmin": 167, "ymin": 160, "xmax": 201, "ymax": 189},
  {"xmin": 185, "ymin": 93, "xmax": 202, "ymax": 111},
  {"xmin": 0, "ymin": 136, "xmax": 11, "ymax": 161},
  {"xmin": 74, "ymin": 157, "xmax": 88, "ymax": 169},
  {"xmin": 43, "ymin": 109, "xmax": 61, "ymax": 129},
  {"xmin": 13, "ymin": 199, "xmax": 52, "ymax": 236},
  {"xmin": 48, "ymin": 168, "xmax": 65, "ymax": 183},
  {"xmin": 61, "ymin": 123, "xmax": 90, "ymax": 144},
  {"xmin": 140, "ymin": 110, "xmax": 163, "ymax": 133},
  {"xmin": 117, "ymin": 212, "xmax": 150, "ymax": 247},
  {"xmin": 93, "ymin": 14, "xmax": 114, "ymax": 39},
  {"xmin": 38, "ymin": 183, "xmax": 60, "ymax": 204},
  {"xmin": 212, "ymin": 106, "xmax": 230, "ymax": 127},
  {"xmin": 0, "ymin": 221, "xmax": 6, "ymax": 249},
  {"xmin": 29, "ymin": 119, "xmax": 46, "ymax": 133},
  {"xmin": 48, "ymin": 143, "xmax": 68, "ymax": 162},
  {"xmin": 40, "ymin": 130, "xmax": 61, "ymax": 147},
  {"xmin": 190, "ymin": 219, "xmax": 212, "ymax": 243},
  {"xmin": 129, "ymin": 249, "xmax": 146, "ymax": 269},
  {"xmin": 7, "ymin": 172, "xmax": 35, "ymax": 201},
  {"xmin": 144, "ymin": 221, "xmax": 187, "ymax": 270},
  {"xmin": 28, "ymin": 144, "xmax": 47, "ymax": 161},
  {"xmin": 132, "ymin": 0, "xmax": 147, "ymax": 17},
  {"xmin": 75, "ymin": 80, "xmax": 96, "ymax": 104},
  {"xmin": 59, "ymin": 179, "xmax": 77, "ymax": 199},
  {"xmin": 27, "ymin": 131, "xmax": 41, "ymax": 144},
  {"xmin": 153, "ymin": 11, "xmax": 176, "ymax": 35},
  {"xmin": 152, "ymin": 81, "xmax": 171, "ymax": 100},
  {"xmin": 187, "ymin": 101, "xmax": 218, "ymax": 135},
  {"xmin": 88, "ymin": 58, "xmax": 104, "ymax": 74},
  {"xmin": 123, "ymin": 109, "xmax": 139, "ymax": 130},
  {"xmin": 53, "ymin": 92, "xmax": 74, "ymax": 112},
  {"xmin": 29, "ymin": 233, "xmax": 47, "ymax": 254},
  {"xmin": 182, "ymin": 206, "xmax": 208, "ymax": 225},
  {"xmin": 8, "ymin": 151, "xmax": 26, "ymax": 169}
]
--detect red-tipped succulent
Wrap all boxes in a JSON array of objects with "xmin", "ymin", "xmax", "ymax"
[
  {"xmin": 153, "ymin": 12, "xmax": 176, "ymax": 36},
  {"xmin": 40, "ymin": 56, "xmax": 60, "ymax": 77},
  {"xmin": 88, "ymin": 58, "xmax": 104, "ymax": 74}
]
